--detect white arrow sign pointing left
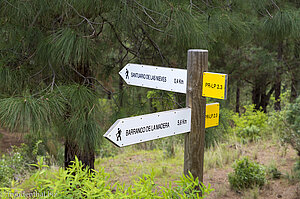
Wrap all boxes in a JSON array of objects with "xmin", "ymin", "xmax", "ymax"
[
  {"xmin": 119, "ymin": 63, "xmax": 187, "ymax": 93},
  {"xmin": 104, "ymin": 108, "xmax": 191, "ymax": 147}
]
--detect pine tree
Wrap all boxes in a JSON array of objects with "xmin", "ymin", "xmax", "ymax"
[{"xmin": 0, "ymin": 0, "xmax": 205, "ymax": 169}]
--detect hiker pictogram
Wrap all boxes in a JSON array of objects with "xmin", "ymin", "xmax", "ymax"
[
  {"xmin": 125, "ymin": 69, "xmax": 129, "ymax": 79},
  {"xmin": 116, "ymin": 128, "xmax": 122, "ymax": 141}
]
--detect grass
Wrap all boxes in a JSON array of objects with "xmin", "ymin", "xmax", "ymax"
[
  {"xmin": 95, "ymin": 139, "xmax": 243, "ymax": 187},
  {"xmin": 95, "ymin": 148, "xmax": 184, "ymax": 186},
  {"xmin": 8, "ymin": 133, "xmax": 299, "ymax": 199},
  {"xmin": 204, "ymin": 143, "xmax": 241, "ymax": 171},
  {"xmin": 242, "ymin": 186, "xmax": 260, "ymax": 199}
]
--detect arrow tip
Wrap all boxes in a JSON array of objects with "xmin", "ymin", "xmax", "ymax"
[{"xmin": 119, "ymin": 64, "xmax": 131, "ymax": 83}]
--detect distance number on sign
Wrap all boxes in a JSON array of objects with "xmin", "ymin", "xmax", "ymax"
[{"xmin": 177, "ymin": 119, "xmax": 187, "ymax": 126}]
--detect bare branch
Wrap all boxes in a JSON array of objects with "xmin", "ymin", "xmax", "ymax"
[
  {"xmin": 265, "ymin": 9, "xmax": 273, "ymax": 19},
  {"xmin": 29, "ymin": 65, "xmax": 47, "ymax": 79},
  {"xmin": 48, "ymin": 61, "xmax": 56, "ymax": 91},
  {"xmin": 140, "ymin": 26, "xmax": 170, "ymax": 66},
  {"xmin": 99, "ymin": 15, "xmax": 138, "ymax": 56},
  {"xmin": 132, "ymin": 9, "xmax": 165, "ymax": 33},
  {"xmin": 29, "ymin": 9, "xmax": 42, "ymax": 28},
  {"xmin": 189, "ymin": 0, "xmax": 206, "ymax": 14},
  {"xmin": 270, "ymin": 0, "xmax": 280, "ymax": 11},
  {"xmin": 132, "ymin": 0, "xmax": 170, "ymax": 19}
]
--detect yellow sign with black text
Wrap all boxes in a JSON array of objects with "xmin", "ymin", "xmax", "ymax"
[
  {"xmin": 202, "ymin": 72, "xmax": 228, "ymax": 99},
  {"xmin": 205, "ymin": 103, "xmax": 219, "ymax": 128}
]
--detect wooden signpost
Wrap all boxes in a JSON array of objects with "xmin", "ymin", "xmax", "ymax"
[
  {"xmin": 184, "ymin": 49, "xmax": 208, "ymax": 183},
  {"xmin": 104, "ymin": 49, "xmax": 228, "ymax": 186}
]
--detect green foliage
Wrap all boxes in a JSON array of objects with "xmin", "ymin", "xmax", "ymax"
[
  {"xmin": 97, "ymin": 139, "xmax": 120, "ymax": 158},
  {"xmin": 147, "ymin": 90, "xmax": 176, "ymax": 111},
  {"xmin": 0, "ymin": 95, "xmax": 64, "ymax": 132},
  {"xmin": 266, "ymin": 164, "xmax": 281, "ymax": 180},
  {"xmin": 270, "ymin": 96, "xmax": 300, "ymax": 155},
  {"xmin": 231, "ymin": 105, "xmax": 268, "ymax": 142},
  {"xmin": 285, "ymin": 159, "xmax": 300, "ymax": 183},
  {"xmin": 55, "ymin": 84, "xmax": 102, "ymax": 152},
  {"xmin": 2, "ymin": 157, "xmax": 213, "ymax": 199},
  {"xmin": 285, "ymin": 96, "xmax": 300, "ymax": 154},
  {"xmin": 23, "ymin": 133, "xmax": 64, "ymax": 166},
  {"xmin": 0, "ymin": 147, "xmax": 30, "ymax": 187},
  {"xmin": 204, "ymin": 143, "xmax": 240, "ymax": 171},
  {"xmin": 293, "ymin": 160, "xmax": 300, "ymax": 181},
  {"xmin": 228, "ymin": 157, "xmax": 266, "ymax": 191},
  {"xmin": 264, "ymin": 9, "xmax": 298, "ymax": 41},
  {"xmin": 160, "ymin": 171, "xmax": 214, "ymax": 198},
  {"xmin": 205, "ymin": 107, "xmax": 232, "ymax": 148}
]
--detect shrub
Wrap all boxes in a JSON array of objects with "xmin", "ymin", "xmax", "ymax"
[
  {"xmin": 1, "ymin": 157, "xmax": 213, "ymax": 198},
  {"xmin": 228, "ymin": 157, "xmax": 266, "ymax": 191},
  {"xmin": 231, "ymin": 105, "xmax": 268, "ymax": 142},
  {"xmin": 293, "ymin": 160, "xmax": 300, "ymax": 180},
  {"xmin": 285, "ymin": 96, "xmax": 300, "ymax": 155},
  {"xmin": 0, "ymin": 146, "xmax": 31, "ymax": 187},
  {"xmin": 266, "ymin": 165, "xmax": 281, "ymax": 180},
  {"xmin": 269, "ymin": 96, "xmax": 300, "ymax": 156},
  {"xmin": 205, "ymin": 107, "xmax": 232, "ymax": 148}
]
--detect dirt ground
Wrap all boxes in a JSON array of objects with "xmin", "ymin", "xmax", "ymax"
[
  {"xmin": 100, "ymin": 140, "xmax": 300, "ymax": 199},
  {"xmin": 0, "ymin": 127, "xmax": 299, "ymax": 199},
  {"xmin": 205, "ymin": 142, "xmax": 300, "ymax": 199},
  {"xmin": 0, "ymin": 128, "xmax": 24, "ymax": 153}
]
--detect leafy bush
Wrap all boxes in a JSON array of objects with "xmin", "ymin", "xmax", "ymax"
[
  {"xmin": 205, "ymin": 107, "xmax": 232, "ymax": 148},
  {"xmin": 238, "ymin": 125, "xmax": 261, "ymax": 142},
  {"xmin": 285, "ymin": 159, "xmax": 300, "ymax": 183},
  {"xmin": 293, "ymin": 160, "xmax": 300, "ymax": 181},
  {"xmin": 285, "ymin": 96, "xmax": 300, "ymax": 155},
  {"xmin": 266, "ymin": 165, "xmax": 281, "ymax": 180},
  {"xmin": 0, "ymin": 146, "xmax": 30, "ymax": 187},
  {"xmin": 268, "ymin": 96, "xmax": 300, "ymax": 156},
  {"xmin": 231, "ymin": 105, "xmax": 268, "ymax": 142},
  {"xmin": 1, "ymin": 157, "xmax": 213, "ymax": 198},
  {"xmin": 228, "ymin": 157, "xmax": 266, "ymax": 191}
]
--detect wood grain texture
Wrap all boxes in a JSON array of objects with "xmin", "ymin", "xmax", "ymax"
[{"xmin": 184, "ymin": 49, "xmax": 208, "ymax": 183}]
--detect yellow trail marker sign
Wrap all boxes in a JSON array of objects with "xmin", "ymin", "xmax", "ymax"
[
  {"xmin": 205, "ymin": 103, "xmax": 219, "ymax": 128},
  {"xmin": 202, "ymin": 72, "xmax": 228, "ymax": 99}
]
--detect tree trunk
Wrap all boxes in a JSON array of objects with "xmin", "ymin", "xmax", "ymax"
[
  {"xmin": 119, "ymin": 74, "xmax": 123, "ymax": 107},
  {"xmin": 260, "ymin": 85, "xmax": 275, "ymax": 113},
  {"xmin": 119, "ymin": 48, "xmax": 124, "ymax": 107},
  {"xmin": 290, "ymin": 77, "xmax": 298, "ymax": 103},
  {"xmin": 275, "ymin": 41, "xmax": 283, "ymax": 111},
  {"xmin": 258, "ymin": 85, "xmax": 267, "ymax": 113},
  {"xmin": 291, "ymin": 40, "xmax": 300, "ymax": 102},
  {"xmin": 252, "ymin": 81, "xmax": 261, "ymax": 110},
  {"xmin": 236, "ymin": 80, "xmax": 240, "ymax": 115},
  {"xmin": 252, "ymin": 79, "xmax": 275, "ymax": 113},
  {"xmin": 65, "ymin": 138, "xmax": 95, "ymax": 170},
  {"xmin": 64, "ymin": 63, "xmax": 95, "ymax": 170}
]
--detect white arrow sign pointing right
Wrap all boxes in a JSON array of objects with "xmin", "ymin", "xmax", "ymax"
[
  {"xmin": 119, "ymin": 63, "xmax": 187, "ymax": 93},
  {"xmin": 104, "ymin": 108, "xmax": 191, "ymax": 147}
]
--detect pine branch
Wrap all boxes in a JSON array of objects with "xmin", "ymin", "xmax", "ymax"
[
  {"xmin": 99, "ymin": 15, "xmax": 138, "ymax": 56},
  {"xmin": 140, "ymin": 26, "xmax": 170, "ymax": 66},
  {"xmin": 64, "ymin": 0, "xmax": 96, "ymax": 37}
]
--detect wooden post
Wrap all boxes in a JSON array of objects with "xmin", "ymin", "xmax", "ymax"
[{"xmin": 184, "ymin": 49, "xmax": 208, "ymax": 183}]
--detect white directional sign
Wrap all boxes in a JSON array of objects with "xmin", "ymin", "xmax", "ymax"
[
  {"xmin": 119, "ymin": 63, "xmax": 187, "ymax": 93},
  {"xmin": 104, "ymin": 108, "xmax": 191, "ymax": 147}
]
